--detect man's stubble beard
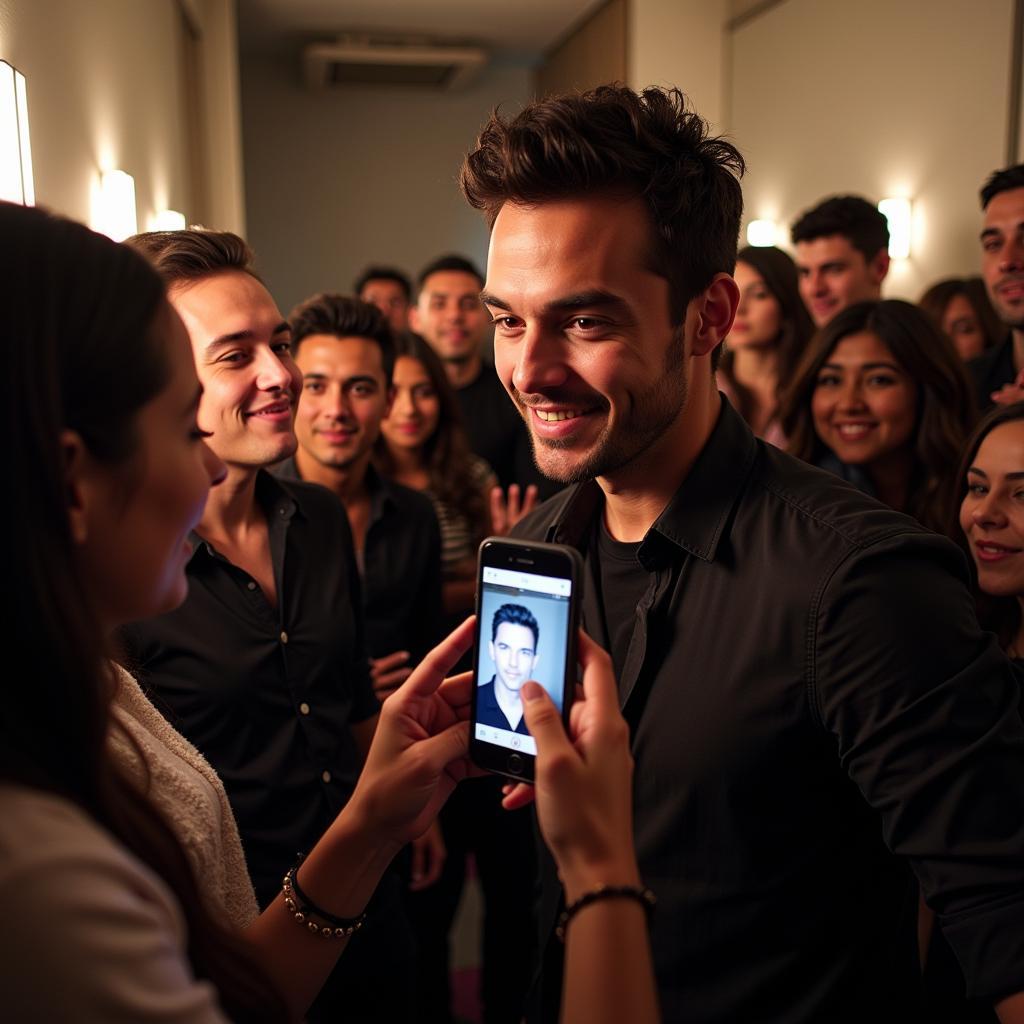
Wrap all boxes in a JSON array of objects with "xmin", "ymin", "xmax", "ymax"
[{"xmin": 520, "ymin": 327, "xmax": 688, "ymax": 485}]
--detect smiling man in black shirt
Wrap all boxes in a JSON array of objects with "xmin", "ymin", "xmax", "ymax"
[
  {"xmin": 460, "ymin": 85, "xmax": 1024, "ymax": 1023},
  {"xmin": 119, "ymin": 230, "xmax": 415, "ymax": 1022}
]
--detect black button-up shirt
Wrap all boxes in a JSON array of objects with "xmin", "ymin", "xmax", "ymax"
[
  {"xmin": 275, "ymin": 460, "xmax": 444, "ymax": 664},
  {"xmin": 119, "ymin": 471, "xmax": 378, "ymax": 906},
  {"xmin": 515, "ymin": 400, "xmax": 1024, "ymax": 1022}
]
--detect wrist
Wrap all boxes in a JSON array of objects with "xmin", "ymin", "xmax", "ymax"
[
  {"xmin": 559, "ymin": 856, "xmax": 642, "ymax": 904},
  {"xmin": 301, "ymin": 805, "xmax": 402, "ymax": 916}
]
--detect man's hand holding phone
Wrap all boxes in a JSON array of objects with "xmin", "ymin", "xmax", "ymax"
[{"xmin": 503, "ymin": 631, "xmax": 640, "ymax": 899}]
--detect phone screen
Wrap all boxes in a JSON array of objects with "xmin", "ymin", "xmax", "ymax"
[{"xmin": 473, "ymin": 563, "xmax": 573, "ymax": 757}]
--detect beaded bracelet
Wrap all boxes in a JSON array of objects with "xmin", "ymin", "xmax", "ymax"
[
  {"xmin": 282, "ymin": 854, "xmax": 368, "ymax": 940},
  {"xmin": 556, "ymin": 883, "xmax": 656, "ymax": 942}
]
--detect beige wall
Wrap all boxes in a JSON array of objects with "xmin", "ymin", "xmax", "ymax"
[
  {"xmin": 239, "ymin": 52, "xmax": 532, "ymax": 315},
  {"xmin": 730, "ymin": 0, "xmax": 1016, "ymax": 300},
  {"xmin": 0, "ymin": 0, "xmax": 244, "ymax": 233},
  {"xmin": 536, "ymin": 0, "xmax": 627, "ymax": 97},
  {"xmin": 629, "ymin": 0, "xmax": 730, "ymax": 128}
]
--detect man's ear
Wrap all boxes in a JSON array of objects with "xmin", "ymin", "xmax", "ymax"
[
  {"xmin": 409, "ymin": 305, "xmax": 423, "ymax": 333},
  {"xmin": 869, "ymin": 248, "xmax": 891, "ymax": 285},
  {"xmin": 61, "ymin": 428, "xmax": 93, "ymax": 545},
  {"xmin": 691, "ymin": 273, "xmax": 740, "ymax": 359}
]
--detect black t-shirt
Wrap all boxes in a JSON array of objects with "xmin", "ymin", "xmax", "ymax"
[
  {"xmin": 591, "ymin": 518, "xmax": 648, "ymax": 680},
  {"xmin": 968, "ymin": 335, "xmax": 1014, "ymax": 413},
  {"xmin": 456, "ymin": 364, "xmax": 561, "ymax": 500}
]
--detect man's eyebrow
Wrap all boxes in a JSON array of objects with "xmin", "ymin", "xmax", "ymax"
[
  {"xmin": 980, "ymin": 228, "xmax": 1001, "ymax": 241},
  {"xmin": 204, "ymin": 321, "xmax": 291, "ymax": 356},
  {"xmin": 480, "ymin": 290, "xmax": 630, "ymax": 314}
]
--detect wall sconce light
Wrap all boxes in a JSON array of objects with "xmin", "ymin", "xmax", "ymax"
[
  {"xmin": 746, "ymin": 219, "xmax": 778, "ymax": 247},
  {"xmin": 95, "ymin": 169, "xmax": 138, "ymax": 241},
  {"xmin": 149, "ymin": 209, "xmax": 187, "ymax": 230},
  {"xmin": 0, "ymin": 60, "xmax": 35, "ymax": 206},
  {"xmin": 877, "ymin": 198, "xmax": 912, "ymax": 259}
]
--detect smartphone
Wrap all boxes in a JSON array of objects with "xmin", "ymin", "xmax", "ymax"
[{"xmin": 470, "ymin": 537, "xmax": 583, "ymax": 783}]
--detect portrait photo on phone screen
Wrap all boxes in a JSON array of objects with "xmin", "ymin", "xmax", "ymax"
[{"xmin": 475, "ymin": 585, "xmax": 570, "ymax": 750}]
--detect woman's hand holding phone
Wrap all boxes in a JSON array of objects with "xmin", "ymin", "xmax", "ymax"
[
  {"xmin": 346, "ymin": 617, "xmax": 480, "ymax": 851},
  {"xmin": 503, "ymin": 631, "xmax": 640, "ymax": 900}
]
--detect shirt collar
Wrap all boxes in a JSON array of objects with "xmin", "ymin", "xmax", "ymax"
[
  {"xmin": 187, "ymin": 469, "xmax": 299, "ymax": 562},
  {"xmin": 545, "ymin": 399, "xmax": 759, "ymax": 567}
]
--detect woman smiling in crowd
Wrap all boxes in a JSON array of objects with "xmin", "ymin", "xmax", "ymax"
[
  {"xmin": 717, "ymin": 245, "xmax": 814, "ymax": 444},
  {"xmin": 955, "ymin": 403, "xmax": 1024, "ymax": 658},
  {"xmin": 781, "ymin": 300, "xmax": 974, "ymax": 532}
]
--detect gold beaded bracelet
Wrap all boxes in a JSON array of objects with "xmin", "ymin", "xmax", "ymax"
[{"xmin": 281, "ymin": 855, "xmax": 368, "ymax": 940}]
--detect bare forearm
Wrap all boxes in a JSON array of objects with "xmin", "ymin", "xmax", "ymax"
[
  {"xmin": 243, "ymin": 809, "xmax": 400, "ymax": 1021},
  {"xmin": 561, "ymin": 900, "xmax": 659, "ymax": 1024}
]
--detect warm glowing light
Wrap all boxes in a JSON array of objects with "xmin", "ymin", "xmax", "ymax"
[
  {"xmin": 746, "ymin": 219, "xmax": 778, "ymax": 247},
  {"xmin": 878, "ymin": 197, "xmax": 912, "ymax": 259},
  {"xmin": 0, "ymin": 60, "xmax": 34, "ymax": 206},
  {"xmin": 149, "ymin": 209, "xmax": 187, "ymax": 230},
  {"xmin": 95, "ymin": 169, "xmax": 138, "ymax": 241}
]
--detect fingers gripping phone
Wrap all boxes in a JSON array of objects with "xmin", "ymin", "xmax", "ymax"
[{"xmin": 470, "ymin": 538, "xmax": 583, "ymax": 783}]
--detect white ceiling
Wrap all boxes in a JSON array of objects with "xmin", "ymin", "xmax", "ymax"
[{"xmin": 237, "ymin": 0, "xmax": 608, "ymax": 57}]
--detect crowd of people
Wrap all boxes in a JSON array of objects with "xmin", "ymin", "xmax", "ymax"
[{"xmin": 2, "ymin": 81, "xmax": 1024, "ymax": 1024}]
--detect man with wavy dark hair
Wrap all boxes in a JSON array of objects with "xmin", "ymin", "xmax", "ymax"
[
  {"xmin": 461, "ymin": 85, "xmax": 1024, "ymax": 1023},
  {"xmin": 790, "ymin": 194, "xmax": 890, "ymax": 326}
]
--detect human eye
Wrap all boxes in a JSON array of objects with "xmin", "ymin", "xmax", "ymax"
[
  {"xmin": 966, "ymin": 482, "xmax": 988, "ymax": 495},
  {"xmin": 190, "ymin": 425, "xmax": 213, "ymax": 441},
  {"xmin": 352, "ymin": 382, "xmax": 376, "ymax": 397},
  {"xmin": 866, "ymin": 373, "xmax": 898, "ymax": 388},
  {"xmin": 489, "ymin": 313, "xmax": 522, "ymax": 332},
  {"xmin": 303, "ymin": 380, "xmax": 325, "ymax": 394},
  {"xmin": 218, "ymin": 349, "xmax": 249, "ymax": 365},
  {"xmin": 982, "ymin": 237, "xmax": 1001, "ymax": 253},
  {"xmin": 815, "ymin": 372, "xmax": 840, "ymax": 388},
  {"xmin": 413, "ymin": 384, "xmax": 436, "ymax": 400}
]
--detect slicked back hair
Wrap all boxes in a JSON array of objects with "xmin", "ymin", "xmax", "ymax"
[
  {"xmin": 126, "ymin": 228, "xmax": 260, "ymax": 289},
  {"xmin": 459, "ymin": 85, "xmax": 745, "ymax": 329},
  {"xmin": 288, "ymin": 293, "xmax": 396, "ymax": 385},
  {"xmin": 980, "ymin": 164, "xmax": 1024, "ymax": 209},
  {"xmin": 790, "ymin": 196, "xmax": 889, "ymax": 262}
]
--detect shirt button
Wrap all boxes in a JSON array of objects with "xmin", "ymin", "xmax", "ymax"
[
  {"xmin": 280, "ymin": 631, "xmax": 288, "ymax": 644},
  {"xmin": 321, "ymin": 770, "xmax": 332, "ymax": 784},
  {"xmin": 247, "ymin": 581, "xmax": 256, "ymax": 591},
  {"xmin": 299, "ymin": 702, "xmax": 310, "ymax": 715}
]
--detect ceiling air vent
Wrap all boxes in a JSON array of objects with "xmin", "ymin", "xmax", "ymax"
[{"xmin": 302, "ymin": 34, "xmax": 488, "ymax": 92}]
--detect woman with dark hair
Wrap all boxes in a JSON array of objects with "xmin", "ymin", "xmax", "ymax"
[
  {"xmin": 717, "ymin": 245, "xmax": 814, "ymax": 445},
  {"xmin": 954, "ymin": 402, "xmax": 1024, "ymax": 655},
  {"xmin": 377, "ymin": 331, "xmax": 495, "ymax": 615},
  {"xmin": 780, "ymin": 300, "xmax": 974, "ymax": 533},
  {"xmin": 919, "ymin": 276, "xmax": 1003, "ymax": 362}
]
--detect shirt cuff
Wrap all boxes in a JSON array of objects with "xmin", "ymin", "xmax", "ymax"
[{"xmin": 942, "ymin": 894, "xmax": 1024, "ymax": 1002}]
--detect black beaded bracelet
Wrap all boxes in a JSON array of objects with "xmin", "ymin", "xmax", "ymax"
[
  {"xmin": 282, "ymin": 854, "xmax": 368, "ymax": 940},
  {"xmin": 556, "ymin": 884, "xmax": 656, "ymax": 942}
]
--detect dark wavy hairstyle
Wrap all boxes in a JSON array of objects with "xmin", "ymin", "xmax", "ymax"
[
  {"xmin": 918, "ymin": 276, "xmax": 1004, "ymax": 356},
  {"xmin": 780, "ymin": 300, "xmax": 974, "ymax": 533},
  {"xmin": 790, "ymin": 195, "xmax": 889, "ymax": 261},
  {"xmin": 492, "ymin": 603, "xmax": 539, "ymax": 646},
  {"xmin": 289, "ymin": 292, "xmax": 396, "ymax": 384},
  {"xmin": 375, "ymin": 332, "xmax": 489, "ymax": 544},
  {"xmin": 459, "ymin": 84, "xmax": 744, "ymax": 367},
  {"xmin": 980, "ymin": 163, "xmax": 1024, "ymax": 208},
  {"xmin": 717, "ymin": 245, "xmax": 815, "ymax": 426},
  {"xmin": 946, "ymin": 402, "xmax": 1024, "ymax": 650},
  {"xmin": 2, "ymin": 202, "xmax": 282, "ymax": 1021}
]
